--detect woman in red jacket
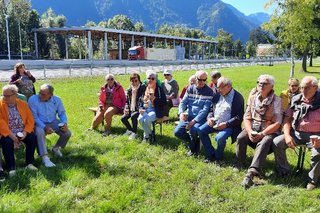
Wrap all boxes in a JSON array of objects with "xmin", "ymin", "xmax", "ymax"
[{"xmin": 90, "ymin": 74, "xmax": 126, "ymax": 137}]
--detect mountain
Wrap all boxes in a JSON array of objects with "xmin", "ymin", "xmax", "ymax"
[
  {"xmin": 247, "ymin": 13, "xmax": 271, "ymax": 26},
  {"xmin": 30, "ymin": 0, "xmax": 269, "ymax": 42}
]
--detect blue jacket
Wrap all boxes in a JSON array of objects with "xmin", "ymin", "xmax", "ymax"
[
  {"xmin": 210, "ymin": 89, "xmax": 244, "ymax": 143},
  {"xmin": 178, "ymin": 84, "xmax": 213, "ymax": 124}
]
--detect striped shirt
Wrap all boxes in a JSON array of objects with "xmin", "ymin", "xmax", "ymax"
[{"xmin": 287, "ymin": 105, "xmax": 320, "ymax": 133}]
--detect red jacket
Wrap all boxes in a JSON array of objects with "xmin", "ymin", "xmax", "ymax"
[{"xmin": 99, "ymin": 82, "xmax": 126, "ymax": 110}]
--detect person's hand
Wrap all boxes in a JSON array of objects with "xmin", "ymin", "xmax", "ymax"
[
  {"xmin": 60, "ymin": 124, "xmax": 68, "ymax": 132},
  {"xmin": 311, "ymin": 138, "xmax": 320, "ymax": 149},
  {"xmin": 186, "ymin": 120, "xmax": 196, "ymax": 130},
  {"xmin": 284, "ymin": 134, "xmax": 296, "ymax": 149},
  {"xmin": 99, "ymin": 105, "xmax": 104, "ymax": 112},
  {"xmin": 9, "ymin": 133, "xmax": 21, "ymax": 149},
  {"xmin": 25, "ymin": 70, "xmax": 32, "ymax": 77},
  {"xmin": 248, "ymin": 130, "xmax": 262, "ymax": 143},
  {"xmin": 179, "ymin": 113, "xmax": 187, "ymax": 121},
  {"xmin": 20, "ymin": 131, "xmax": 27, "ymax": 140},
  {"xmin": 215, "ymin": 122, "xmax": 227, "ymax": 130},
  {"xmin": 139, "ymin": 108, "xmax": 145, "ymax": 115},
  {"xmin": 149, "ymin": 94, "xmax": 155, "ymax": 102},
  {"xmin": 124, "ymin": 109, "xmax": 129, "ymax": 115},
  {"xmin": 15, "ymin": 78, "xmax": 22, "ymax": 84},
  {"xmin": 207, "ymin": 118, "xmax": 215, "ymax": 127},
  {"xmin": 44, "ymin": 126, "xmax": 54, "ymax": 135}
]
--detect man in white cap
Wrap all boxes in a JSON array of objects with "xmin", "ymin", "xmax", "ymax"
[{"xmin": 161, "ymin": 69, "xmax": 179, "ymax": 120}]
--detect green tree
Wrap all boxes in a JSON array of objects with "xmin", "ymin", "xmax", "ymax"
[
  {"xmin": 264, "ymin": 0, "xmax": 320, "ymax": 72},
  {"xmin": 134, "ymin": 21, "xmax": 144, "ymax": 32},
  {"xmin": 216, "ymin": 29, "xmax": 233, "ymax": 58}
]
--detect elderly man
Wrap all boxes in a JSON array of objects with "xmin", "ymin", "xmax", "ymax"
[
  {"xmin": 28, "ymin": 84, "xmax": 71, "ymax": 167},
  {"xmin": 174, "ymin": 70, "xmax": 213, "ymax": 156},
  {"xmin": 197, "ymin": 77, "xmax": 244, "ymax": 163},
  {"xmin": 0, "ymin": 85, "xmax": 37, "ymax": 179},
  {"xmin": 236, "ymin": 74, "xmax": 282, "ymax": 189},
  {"xmin": 161, "ymin": 69, "xmax": 179, "ymax": 119},
  {"xmin": 273, "ymin": 76, "xmax": 320, "ymax": 190}
]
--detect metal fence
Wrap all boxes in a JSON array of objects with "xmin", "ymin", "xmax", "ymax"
[{"xmin": 0, "ymin": 58, "xmax": 288, "ymax": 81}]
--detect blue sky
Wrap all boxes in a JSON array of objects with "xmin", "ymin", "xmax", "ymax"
[{"xmin": 221, "ymin": 0, "xmax": 272, "ymax": 15}]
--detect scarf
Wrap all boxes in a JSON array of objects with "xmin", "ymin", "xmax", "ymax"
[
  {"xmin": 252, "ymin": 90, "xmax": 275, "ymax": 121},
  {"xmin": 130, "ymin": 84, "xmax": 140, "ymax": 111},
  {"xmin": 144, "ymin": 83, "xmax": 156, "ymax": 105}
]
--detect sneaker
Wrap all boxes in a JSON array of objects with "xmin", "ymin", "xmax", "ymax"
[
  {"xmin": 8, "ymin": 170, "xmax": 16, "ymax": 177},
  {"xmin": 102, "ymin": 130, "xmax": 111, "ymax": 137},
  {"xmin": 141, "ymin": 137, "xmax": 150, "ymax": 143},
  {"xmin": 241, "ymin": 175, "xmax": 254, "ymax": 190},
  {"xmin": 128, "ymin": 132, "xmax": 138, "ymax": 140},
  {"xmin": 51, "ymin": 147, "xmax": 63, "ymax": 157},
  {"xmin": 42, "ymin": 157, "xmax": 56, "ymax": 167},
  {"xmin": 0, "ymin": 170, "xmax": 5, "ymax": 182},
  {"xmin": 306, "ymin": 182, "xmax": 317, "ymax": 190},
  {"xmin": 123, "ymin": 130, "xmax": 133, "ymax": 136},
  {"xmin": 26, "ymin": 164, "xmax": 38, "ymax": 171},
  {"xmin": 187, "ymin": 150, "xmax": 198, "ymax": 157}
]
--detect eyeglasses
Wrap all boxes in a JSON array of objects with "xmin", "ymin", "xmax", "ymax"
[
  {"xmin": 197, "ymin": 78, "xmax": 207, "ymax": 82},
  {"xmin": 301, "ymin": 85, "xmax": 315, "ymax": 90},
  {"xmin": 148, "ymin": 77, "xmax": 155, "ymax": 81},
  {"xmin": 107, "ymin": 78, "xmax": 114, "ymax": 81},
  {"xmin": 217, "ymin": 84, "xmax": 226, "ymax": 90},
  {"xmin": 258, "ymin": 82, "xmax": 270, "ymax": 86},
  {"xmin": 164, "ymin": 74, "xmax": 171, "ymax": 76},
  {"xmin": 2, "ymin": 93, "xmax": 15, "ymax": 98},
  {"xmin": 131, "ymin": 79, "xmax": 138, "ymax": 83},
  {"xmin": 290, "ymin": 84, "xmax": 299, "ymax": 87}
]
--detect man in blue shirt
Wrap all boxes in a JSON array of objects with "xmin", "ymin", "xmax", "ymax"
[
  {"xmin": 197, "ymin": 77, "xmax": 244, "ymax": 163},
  {"xmin": 174, "ymin": 70, "xmax": 213, "ymax": 156},
  {"xmin": 28, "ymin": 84, "xmax": 71, "ymax": 167}
]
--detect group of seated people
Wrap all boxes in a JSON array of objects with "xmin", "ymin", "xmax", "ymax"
[
  {"xmin": 0, "ymin": 62, "xmax": 319, "ymax": 191},
  {"xmin": 0, "ymin": 83, "xmax": 72, "ymax": 181}
]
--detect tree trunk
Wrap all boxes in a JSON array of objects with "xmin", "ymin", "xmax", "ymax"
[
  {"xmin": 290, "ymin": 45, "xmax": 294, "ymax": 78},
  {"xmin": 309, "ymin": 52, "xmax": 313, "ymax": 67},
  {"xmin": 301, "ymin": 47, "xmax": 308, "ymax": 72}
]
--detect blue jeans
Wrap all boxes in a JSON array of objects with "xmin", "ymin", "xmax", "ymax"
[
  {"xmin": 138, "ymin": 108, "xmax": 156, "ymax": 138},
  {"xmin": 198, "ymin": 122, "xmax": 233, "ymax": 160},
  {"xmin": 174, "ymin": 121, "xmax": 202, "ymax": 153}
]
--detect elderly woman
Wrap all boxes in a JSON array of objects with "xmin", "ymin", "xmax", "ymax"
[
  {"xmin": 236, "ymin": 74, "xmax": 282, "ymax": 189},
  {"xmin": 0, "ymin": 85, "xmax": 38, "ymax": 178},
  {"xmin": 121, "ymin": 72, "xmax": 146, "ymax": 140},
  {"xmin": 161, "ymin": 69, "xmax": 179, "ymax": 118},
  {"xmin": 138, "ymin": 71, "xmax": 166, "ymax": 143},
  {"xmin": 279, "ymin": 78, "xmax": 300, "ymax": 113},
  {"xmin": 9, "ymin": 62, "xmax": 36, "ymax": 99},
  {"xmin": 90, "ymin": 74, "xmax": 126, "ymax": 137}
]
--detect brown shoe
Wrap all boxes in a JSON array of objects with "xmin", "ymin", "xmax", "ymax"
[{"xmin": 306, "ymin": 182, "xmax": 317, "ymax": 190}]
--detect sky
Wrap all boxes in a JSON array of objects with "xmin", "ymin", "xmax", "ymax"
[{"xmin": 221, "ymin": 0, "xmax": 273, "ymax": 15}]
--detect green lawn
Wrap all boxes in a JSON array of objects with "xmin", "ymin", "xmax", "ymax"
[{"xmin": 1, "ymin": 63, "xmax": 320, "ymax": 212}]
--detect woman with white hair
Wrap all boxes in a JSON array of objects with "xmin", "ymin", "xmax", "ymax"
[
  {"xmin": 138, "ymin": 71, "xmax": 166, "ymax": 143},
  {"xmin": 236, "ymin": 74, "xmax": 282, "ymax": 189},
  {"xmin": 89, "ymin": 74, "xmax": 126, "ymax": 136}
]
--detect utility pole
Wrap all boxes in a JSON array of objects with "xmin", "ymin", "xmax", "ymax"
[{"xmin": 5, "ymin": 14, "xmax": 11, "ymax": 60}]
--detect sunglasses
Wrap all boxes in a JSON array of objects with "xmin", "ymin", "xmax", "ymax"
[
  {"xmin": 107, "ymin": 78, "xmax": 114, "ymax": 81},
  {"xmin": 290, "ymin": 84, "xmax": 299, "ymax": 87},
  {"xmin": 164, "ymin": 74, "xmax": 171, "ymax": 76},
  {"xmin": 258, "ymin": 82, "xmax": 270, "ymax": 86},
  {"xmin": 197, "ymin": 78, "xmax": 207, "ymax": 82},
  {"xmin": 131, "ymin": 79, "xmax": 138, "ymax": 83},
  {"xmin": 148, "ymin": 77, "xmax": 155, "ymax": 81}
]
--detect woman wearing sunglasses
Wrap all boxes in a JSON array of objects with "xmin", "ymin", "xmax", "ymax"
[
  {"xmin": 121, "ymin": 72, "xmax": 146, "ymax": 140},
  {"xmin": 138, "ymin": 71, "xmax": 166, "ymax": 143},
  {"xmin": 90, "ymin": 74, "xmax": 126, "ymax": 137}
]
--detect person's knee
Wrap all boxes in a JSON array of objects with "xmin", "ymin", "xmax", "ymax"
[{"xmin": 215, "ymin": 134, "xmax": 227, "ymax": 144}]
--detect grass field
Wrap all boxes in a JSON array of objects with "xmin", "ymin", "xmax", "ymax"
[{"xmin": 0, "ymin": 62, "xmax": 320, "ymax": 212}]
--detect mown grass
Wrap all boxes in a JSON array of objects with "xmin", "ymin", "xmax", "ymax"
[{"xmin": 1, "ymin": 62, "xmax": 320, "ymax": 212}]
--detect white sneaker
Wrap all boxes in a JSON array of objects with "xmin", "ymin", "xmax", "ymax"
[
  {"xmin": 42, "ymin": 157, "xmax": 56, "ymax": 167},
  {"xmin": 128, "ymin": 132, "xmax": 138, "ymax": 140},
  {"xmin": 8, "ymin": 170, "xmax": 16, "ymax": 177},
  {"xmin": 26, "ymin": 164, "xmax": 38, "ymax": 171},
  {"xmin": 51, "ymin": 147, "xmax": 63, "ymax": 157},
  {"xmin": 123, "ymin": 130, "xmax": 133, "ymax": 136}
]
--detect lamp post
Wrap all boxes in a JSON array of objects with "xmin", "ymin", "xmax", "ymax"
[{"xmin": 5, "ymin": 14, "xmax": 11, "ymax": 60}]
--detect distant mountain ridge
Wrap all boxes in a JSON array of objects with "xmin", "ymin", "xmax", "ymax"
[{"xmin": 30, "ymin": 0, "xmax": 270, "ymax": 42}]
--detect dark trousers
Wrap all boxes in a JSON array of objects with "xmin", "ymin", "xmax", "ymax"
[
  {"xmin": 121, "ymin": 111, "xmax": 139, "ymax": 133},
  {"xmin": 0, "ymin": 137, "xmax": 15, "ymax": 171},
  {"xmin": 163, "ymin": 99, "xmax": 173, "ymax": 117},
  {"xmin": 0, "ymin": 132, "xmax": 36, "ymax": 171}
]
